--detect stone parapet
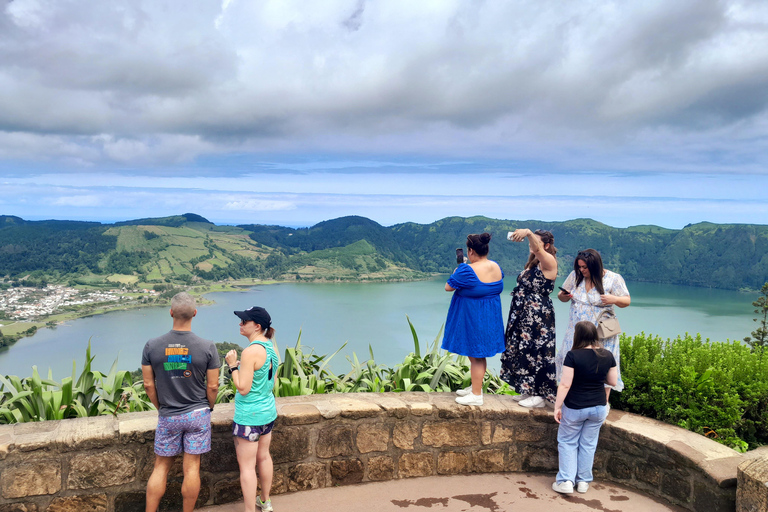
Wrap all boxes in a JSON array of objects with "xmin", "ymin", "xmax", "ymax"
[{"xmin": 0, "ymin": 393, "xmax": 763, "ymax": 511}]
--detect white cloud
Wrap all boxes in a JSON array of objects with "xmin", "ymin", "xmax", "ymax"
[
  {"xmin": 0, "ymin": 0, "xmax": 766, "ymax": 170},
  {"xmin": 52, "ymin": 195, "xmax": 104, "ymax": 207},
  {"xmin": 222, "ymin": 198, "xmax": 296, "ymax": 211}
]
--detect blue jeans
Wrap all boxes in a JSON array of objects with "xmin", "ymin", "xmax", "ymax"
[{"xmin": 556, "ymin": 404, "xmax": 607, "ymax": 484}]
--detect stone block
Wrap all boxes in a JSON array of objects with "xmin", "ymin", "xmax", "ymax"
[
  {"xmin": 437, "ymin": 451, "xmax": 472, "ymax": 475},
  {"xmin": 367, "ymin": 455, "xmax": 394, "ymax": 481},
  {"xmin": 1, "ymin": 461, "xmax": 61, "ymax": 498},
  {"xmin": 67, "ymin": 450, "xmax": 137, "ymax": 489},
  {"xmin": 409, "ymin": 402, "xmax": 433, "ymax": 416},
  {"xmin": 330, "ymin": 459, "xmax": 364, "ymax": 485},
  {"xmin": 210, "ymin": 402, "xmax": 235, "ymax": 431},
  {"xmin": 316, "ymin": 425, "xmax": 354, "ymax": 458},
  {"xmin": 660, "ymin": 471, "xmax": 691, "ymax": 503},
  {"xmin": 434, "ymin": 396, "xmax": 472, "ymax": 419},
  {"xmin": 375, "ymin": 396, "xmax": 409, "ymax": 418},
  {"xmin": 339, "ymin": 400, "xmax": 381, "ymax": 420},
  {"xmin": 278, "ymin": 404, "xmax": 322, "ymax": 425},
  {"xmin": 0, "ymin": 505, "xmax": 38, "ymax": 512},
  {"xmin": 213, "ymin": 478, "xmax": 243, "ymax": 504},
  {"xmin": 393, "ymin": 423, "xmax": 419, "ymax": 450},
  {"xmin": 0, "ymin": 432, "xmax": 11, "ymax": 461},
  {"xmin": 517, "ymin": 423, "xmax": 551, "ymax": 442},
  {"xmin": 506, "ymin": 448, "xmax": 524, "ymax": 472},
  {"xmin": 522, "ymin": 447, "xmax": 557, "ymax": 472},
  {"xmin": 491, "ymin": 424, "xmax": 514, "ymax": 444},
  {"xmin": 693, "ymin": 481, "xmax": 736, "ymax": 512},
  {"xmin": 528, "ymin": 408, "xmax": 555, "ymax": 424},
  {"xmin": 421, "ymin": 421, "xmax": 478, "ymax": 447},
  {"xmin": 737, "ymin": 457, "xmax": 768, "ymax": 512},
  {"xmin": 47, "ymin": 495, "xmax": 107, "ymax": 512},
  {"xmin": 636, "ymin": 461, "xmax": 662, "ymax": 486},
  {"xmin": 700, "ymin": 456, "xmax": 741, "ymax": 489},
  {"xmin": 474, "ymin": 449, "xmax": 504, "ymax": 473},
  {"xmin": 481, "ymin": 422, "xmax": 492, "ymax": 445},
  {"xmin": 12, "ymin": 421, "xmax": 60, "ymax": 452},
  {"xmin": 647, "ymin": 453, "xmax": 675, "ymax": 470},
  {"xmin": 607, "ymin": 456, "xmax": 633, "ymax": 480},
  {"xmin": 271, "ymin": 426, "xmax": 311, "ymax": 464},
  {"xmin": 398, "ymin": 452, "xmax": 434, "ymax": 478},
  {"xmin": 270, "ymin": 469, "xmax": 288, "ymax": 495},
  {"xmin": 357, "ymin": 423, "xmax": 389, "ymax": 453},
  {"xmin": 288, "ymin": 462, "xmax": 327, "ymax": 492},
  {"xmin": 113, "ymin": 491, "xmax": 145, "ymax": 512},
  {"xmin": 474, "ymin": 396, "xmax": 512, "ymax": 419},
  {"xmin": 56, "ymin": 416, "xmax": 119, "ymax": 452},
  {"xmin": 117, "ymin": 411, "xmax": 158, "ymax": 443},
  {"xmin": 201, "ymin": 437, "xmax": 239, "ymax": 473}
]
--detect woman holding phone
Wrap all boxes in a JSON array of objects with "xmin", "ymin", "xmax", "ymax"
[
  {"xmin": 443, "ymin": 232, "xmax": 505, "ymax": 406},
  {"xmin": 557, "ymin": 249, "xmax": 630, "ymax": 403},
  {"xmin": 501, "ymin": 229, "xmax": 558, "ymax": 408}
]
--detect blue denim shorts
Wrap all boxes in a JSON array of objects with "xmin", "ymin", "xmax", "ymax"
[{"xmin": 232, "ymin": 420, "xmax": 275, "ymax": 442}]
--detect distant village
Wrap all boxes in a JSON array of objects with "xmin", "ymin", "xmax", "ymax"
[{"xmin": 0, "ymin": 284, "xmax": 160, "ymax": 321}]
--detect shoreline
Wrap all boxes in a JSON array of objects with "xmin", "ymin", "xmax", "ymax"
[{"xmin": 0, "ymin": 274, "xmax": 440, "ymax": 347}]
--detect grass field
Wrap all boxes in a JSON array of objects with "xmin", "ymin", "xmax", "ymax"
[{"xmin": 106, "ymin": 274, "xmax": 139, "ymax": 284}]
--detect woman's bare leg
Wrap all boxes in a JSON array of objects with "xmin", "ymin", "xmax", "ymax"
[
  {"xmin": 468, "ymin": 356, "xmax": 487, "ymax": 395},
  {"xmin": 256, "ymin": 433, "xmax": 273, "ymax": 503},
  {"xmin": 234, "ymin": 436, "xmax": 260, "ymax": 512}
]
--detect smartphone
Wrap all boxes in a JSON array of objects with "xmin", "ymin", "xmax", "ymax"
[
  {"xmin": 507, "ymin": 231, "xmax": 514, "ymax": 241},
  {"xmin": 456, "ymin": 248, "xmax": 465, "ymax": 264},
  {"xmin": 558, "ymin": 286, "xmax": 571, "ymax": 295}
]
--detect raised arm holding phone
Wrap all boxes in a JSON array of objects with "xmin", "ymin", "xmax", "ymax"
[{"xmin": 500, "ymin": 229, "xmax": 559, "ymax": 408}]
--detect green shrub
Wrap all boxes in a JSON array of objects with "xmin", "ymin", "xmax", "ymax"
[{"xmin": 615, "ymin": 333, "xmax": 768, "ymax": 451}]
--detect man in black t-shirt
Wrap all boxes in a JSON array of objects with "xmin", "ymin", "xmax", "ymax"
[{"xmin": 142, "ymin": 292, "xmax": 220, "ymax": 512}]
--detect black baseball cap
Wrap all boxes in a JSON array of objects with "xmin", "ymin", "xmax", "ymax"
[{"xmin": 234, "ymin": 306, "xmax": 271, "ymax": 328}]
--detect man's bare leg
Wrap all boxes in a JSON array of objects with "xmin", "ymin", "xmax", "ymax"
[
  {"xmin": 182, "ymin": 452, "xmax": 202, "ymax": 512},
  {"xmin": 146, "ymin": 455, "xmax": 175, "ymax": 512}
]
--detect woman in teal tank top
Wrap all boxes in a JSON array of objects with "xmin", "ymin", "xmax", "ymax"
[{"xmin": 225, "ymin": 306, "xmax": 279, "ymax": 512}]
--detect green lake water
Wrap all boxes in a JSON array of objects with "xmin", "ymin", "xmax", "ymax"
[{"xmin": 0, "ymin": 277, "xmax": 758, "ymax": 379}]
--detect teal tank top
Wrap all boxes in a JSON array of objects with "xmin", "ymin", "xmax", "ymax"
[{"xmin": 233, "ymin": 339, "xmax": 278, "ymax": 426}]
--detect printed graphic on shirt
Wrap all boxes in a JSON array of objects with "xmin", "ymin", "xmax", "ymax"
[{"xmin": 164, "ymin": 344, "xmax": 192, "ymax": 378}]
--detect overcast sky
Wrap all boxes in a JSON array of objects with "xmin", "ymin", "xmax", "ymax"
[{"xmin": 1, "ymin": 0, "xmax": 767, "ymax": 228}]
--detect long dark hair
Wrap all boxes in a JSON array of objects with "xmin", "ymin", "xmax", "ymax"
[
  {"xmin": 573, "ymin": 249, "xmax": 604, "ymax": 294},
  {"xmin": 572, "ymin": 321, "xmax": 609, "ymax": 372},
  {"xmin": 466, "ymin": 232, "xmax": 491, "ymax": 257},
  {"xmin": 524, "ymin": 229, "xmax": 557, "ymax": 270}
]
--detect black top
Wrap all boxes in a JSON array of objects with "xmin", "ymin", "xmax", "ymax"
[{"xmin": 563, "ymin": 348, "xmax": 616, "ymax": 410}]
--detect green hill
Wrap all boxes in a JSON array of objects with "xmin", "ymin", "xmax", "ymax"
[{"xmin": 0, "ymin": 213, "xmax": 766, "ymax": 290}]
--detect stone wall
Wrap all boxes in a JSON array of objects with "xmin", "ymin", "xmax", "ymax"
[{"xmin": 0, "ymin": 393, "xmax": 764, "ymax": 512}]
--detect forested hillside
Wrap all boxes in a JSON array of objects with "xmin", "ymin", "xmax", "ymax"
[{"xmin": 1, "ymin": 214, "xmax": 766, "ymax": 290}]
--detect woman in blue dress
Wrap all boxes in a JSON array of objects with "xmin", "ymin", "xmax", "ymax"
[{"xmin": 442, "ymin": 232, "xmax": 505, "ymax": 406}]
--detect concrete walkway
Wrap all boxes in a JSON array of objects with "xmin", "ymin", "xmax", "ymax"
[{"xmin": 200, "ymin": 473, "xmax": 687, "ymax": 512}]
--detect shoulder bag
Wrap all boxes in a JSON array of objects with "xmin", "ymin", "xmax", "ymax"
[{"xmin": 596, "ymin": 308, "xmax": 621, "ymax": 340}]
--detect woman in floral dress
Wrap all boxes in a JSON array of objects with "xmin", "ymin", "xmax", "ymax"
[
  {"xmin": 557, "ymin": 249, "xmax": 630, "ymax": 402},
  {"xmin": 501, "ymin": 229, "xmax": 558, "ymax": 408}
]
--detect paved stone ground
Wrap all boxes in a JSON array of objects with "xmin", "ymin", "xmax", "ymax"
[{"xmin": 200, "ymin": 473, "xmax": 688, "ymax": 512}]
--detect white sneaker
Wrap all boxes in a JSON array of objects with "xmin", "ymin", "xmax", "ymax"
[
  {"xmin": 552, "ymin": 481, "xmax": 574, "ymax": 494},
  {"xmin": 455, "ymin": 393, "xmax": 483, "ymax": 406},
  {"xmin": 455, "ymin": 386, "xmax": 473, "ymax": 397},
  {"xmin": 576, "ymin": 481, "xmax": 589, "ymax": 493},
  {"xmin": 519, "ymin": 396, "xmax": 545, "ymax": 408},
  {"xmin": 256, "ymin": 496, "xmax": 273, "ymax": 512},
  {"xmin": 511, "ymin": 393, "xmax": 530, "ymax": 402}
]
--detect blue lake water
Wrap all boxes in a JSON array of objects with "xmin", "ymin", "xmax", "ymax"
[{"xmin": 0, "ymin": 277, "xmax": 757, "ymax": 379}]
